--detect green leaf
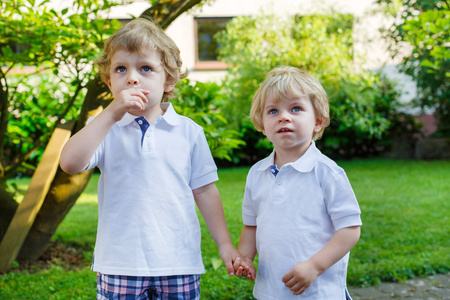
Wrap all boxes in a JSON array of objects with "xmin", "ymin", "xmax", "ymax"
[{"xmin": 211, "ymin": 257, "xmax": 223, "ymax": 270}]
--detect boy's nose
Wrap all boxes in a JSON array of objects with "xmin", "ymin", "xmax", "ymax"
[
  {"xmin": 127, "ymin": 78, "xmax": 139, "ymax": 86},
  {"xmin": 126, "ymin": 72, "xmax": 139, "ymax": 86},
  {"xmin": 278, "ymin": 112, "xmax": 291, "ymax": 123}
]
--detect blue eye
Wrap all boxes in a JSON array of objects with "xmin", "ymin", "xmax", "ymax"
[
  {"xmin": 116, "ymin": 66, "xmax": 126, "ymax": 73},
  {"xmin": 268, "ymin": 108, "xmax": 278, "ymax": 115},
  {"xmin": 141, "ymin": 66, "xmax": 152, "ymax": 72},
  {"xmin": 292, "ymin": 106, "xmax": 302, "ymax": 112}
]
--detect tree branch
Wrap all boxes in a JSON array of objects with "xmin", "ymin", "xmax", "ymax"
[
  {"xmin": 141, "ymin": 0, "xmax": 204, "ymax": 29},
  {"xmin": 52, "ymin": 81, "xmax": 84, "ymax": 133},
  {"xmin": 0, "ymin": 72, "xmax": 10, "ymax": 169},
  {"xmin": 4, "ymin": 139, "xmax": 46, "ymax": 179}
]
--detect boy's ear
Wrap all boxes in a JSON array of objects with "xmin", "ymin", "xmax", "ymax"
[
  {"xmin": 164, "ymin": 83, "xmax": 176, "ymax": 93},
  {"xmin": 314, "ymin": 117, "xmax": 324, "ymax": 133},
  {"xmin": 105, "ymin": 78, "xmax": 112, "ymax": 89}
]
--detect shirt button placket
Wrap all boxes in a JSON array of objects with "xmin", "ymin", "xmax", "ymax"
[
  {"xmin": 272, "ymin": 171, "xmax": 285, "ymax": 202},
  {"xmin": 145, "ymin": 127, "xmax": 153, "ymax": 153}
]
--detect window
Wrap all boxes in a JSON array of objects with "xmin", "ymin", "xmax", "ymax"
[
  {"xmin": 194, "ymin": 17, "xmax": 232, "ymax": 70},
  {"xmin": 5, "ymin": 41, "xmax": 30, "ymax": 54}
]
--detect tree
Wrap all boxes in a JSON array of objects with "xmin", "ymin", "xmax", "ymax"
[
  {"xmin": 375, "ymin": 0, "xmax": 450, "ymax": 136},
  {"xmin": 1, "ymin": 0, "xmax": 120, "ymax": 250},
  {"xmin": 1, "ymin": 0, "xmax": 209, "ymax": 265}
]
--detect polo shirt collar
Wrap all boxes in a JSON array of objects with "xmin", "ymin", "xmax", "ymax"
[
  {"xmin": 257, "ymin": 141, "xmax": 321, "ymax": 173},
  {"xmin": 291, "ymin": 141, "xmax": 321, "ymax": 173},
  {"xmin": 160, "ymin": 102, "xmax": 181, "ymax": 126},
  {"xmin": 117, "ymin": 102, "xmax": 181, "ymax": 127},
  {"xmin": 257, "ymin": 151, "xmax": 276, "ymax": 172}
]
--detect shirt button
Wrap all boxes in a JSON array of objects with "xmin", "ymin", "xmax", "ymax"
[
  {"xmin": 138, "ymin": 120, "xmax": 143, "ymax": 125},
  {"xmin": 277, "ymin": 181, "xmax": 282, "ymax": 185}
]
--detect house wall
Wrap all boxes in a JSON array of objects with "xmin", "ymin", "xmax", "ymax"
[
  {"xmin": 102, "ymin": 0, "xmax": 399, "ymax": 82},
  {"xmin": 178, "ymin": 0, "xmax": 398, "ymax": 82}
]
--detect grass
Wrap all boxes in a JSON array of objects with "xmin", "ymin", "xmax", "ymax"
[
  {"xmin": 1, "ymin": 160, "xmax": 449, "ymax": 299},
  {"xmin": 342, "ymin": 160, "xmax": 450, "ymax": 286}
]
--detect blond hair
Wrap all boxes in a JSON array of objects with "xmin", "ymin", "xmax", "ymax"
[
  {"xmin": 250, "ymin": 66, "xmax": 330, "ymax": 140},
  {"xmin": 96, "ymin": 18, "xmax": 188, "ymax": 101}
]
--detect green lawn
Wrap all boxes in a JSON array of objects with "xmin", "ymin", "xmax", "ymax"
[{"xmin": 0, "ymin": 160, "xmax": 449, "ymax": 299}]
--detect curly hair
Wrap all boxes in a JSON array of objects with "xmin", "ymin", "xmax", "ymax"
[{"xmin": 95, "ymin": 18, "xmax": 188, "ymax": 102}]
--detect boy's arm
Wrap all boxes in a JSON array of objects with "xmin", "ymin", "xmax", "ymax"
[
  {"xmin": 60, "ymin": 88, "xmax": 149, "ymax": 174},
  {"xmin": 238, "ymin": 225, "xmax": 257, "ymax": 260},
  {"xmin": 282, "ymin": 226, "xmax": 361, "ymax": 295},
  {"xmin": 193, "ymin": 182, "xmax": 242, "ymax": 276},
  {"xmin": 60, "ymin": 109, "xmax": 117, "ymax": 174}
]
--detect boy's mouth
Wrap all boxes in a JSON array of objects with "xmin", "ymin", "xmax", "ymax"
[{"xmin": 278, "ymin": 128, "xmax": 293, "ymax": 133}]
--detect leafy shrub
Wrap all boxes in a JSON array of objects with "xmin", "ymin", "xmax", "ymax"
[{"xmin": 171, "ymin": 79, "xmax": 245, "ymax": 162}]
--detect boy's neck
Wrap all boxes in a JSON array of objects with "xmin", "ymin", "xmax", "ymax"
[
  {"xmin": 131, "ymin": 103, "xmax": 165, "ymax": 124},
  {"xmin": 273, "ymin": 142, "xmax": 312, "ymax": 168}
]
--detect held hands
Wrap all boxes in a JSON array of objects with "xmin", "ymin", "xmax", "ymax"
[
  {"xmin": 106, "ymin": 88, "xmax": 149, "ymax": 121},
  {"xmin": 218, "ymin": 243, "xmax": 256, "ymax": 280},
  {"xmin": 282, "ymin": 260, "xmax": 320, "ymax": 295},
  {"xmin": 233, "ymin": 256, "xmax": 256, "ymax": 281}
]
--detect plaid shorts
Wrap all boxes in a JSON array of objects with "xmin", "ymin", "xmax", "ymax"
[{"xmin": 96, "ymin": 273, "xmax": 201, "ymax": 300}]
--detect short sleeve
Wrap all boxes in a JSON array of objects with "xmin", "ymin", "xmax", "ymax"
[
  {"xmin": 189, "ymin": 129, "xmax": 218, "ymax": 190},
  {"xmin": 242, "ymin": 170, "xmax": 257, "ymax": 226},
  {"xmin": 324, "ymin": 170, "xmax": 362, "ymax": 231},
  {"xmin": 84, "ymin": 116, "xmax": 103, "ymax": 171}
]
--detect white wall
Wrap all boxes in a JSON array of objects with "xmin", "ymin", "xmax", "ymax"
[
  {"xmin": 98, "ymin": 0, "xmax": 401, "ymax": 82},
  {"xmin": 164, "ymin": 0, "xmax": 394, "ymax": 82}
]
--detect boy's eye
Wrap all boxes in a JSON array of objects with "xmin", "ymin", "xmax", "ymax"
[
  {"xmin": 268, "ymin": 108, "xmax": 278, "ymax": 115},
  {"xmin": 291, "ymin": 106, "xmax": 302, "ymax": 112},
  {"xmin": 141, "ymin": 66, "xmax": 152, "ymax": 72},
  {"xmin": 116, "ymin": 66, "xmax": 126, "ymax": 73}
]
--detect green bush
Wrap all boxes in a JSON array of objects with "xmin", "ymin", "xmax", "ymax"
[{"xmin": 171, "ymin": 79, "xmax": 245, "ymax": 162}]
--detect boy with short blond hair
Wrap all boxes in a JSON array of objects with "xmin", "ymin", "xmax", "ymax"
[{"xmin": 235, "ymin": 66, "xmax": 362, "ymax": 299}]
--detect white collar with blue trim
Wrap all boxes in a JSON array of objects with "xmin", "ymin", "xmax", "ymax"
[
  {"xmin": 117, "ymin": 102, "xmax": 181, "ymax": 127},
  {"xmin": 257, "ymin": 141, "xmax": 321, "ymax": 173}
]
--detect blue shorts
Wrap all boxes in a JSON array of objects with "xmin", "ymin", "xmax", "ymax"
[{"xmin": 96, "ymin": 273, "xmax": 201, "ymax": 300}]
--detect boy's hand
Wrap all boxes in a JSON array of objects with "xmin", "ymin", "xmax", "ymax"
[
  {"xmin": 107, "ymin": 88, "xmax": 149, "ymax": 121},
  {"xmin": 218, "ymin": 243, "xmax": 256, "ymax": 281},
  {"xmin": 233, "ymin": 256, "xmax": 256, "ymax": 281},
  {"xmin": 217, "ymin": 243, "xmax": 242, "ymax": 276},
  {"xmin": 282, "ymin": 260, "xmax": 319, "ymax": 295},
  {"xmin": 282, "ymin": 226, "xmax": 360, "ymax": 295}
]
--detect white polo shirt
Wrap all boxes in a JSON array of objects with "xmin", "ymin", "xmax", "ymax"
[
  {"xmin": 86, "ymin": 103, "xmax": 218, "ymax": 276},
  {"xmin": 242, "ymin": 142, "xmax": 362, "ymax": 299}
]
